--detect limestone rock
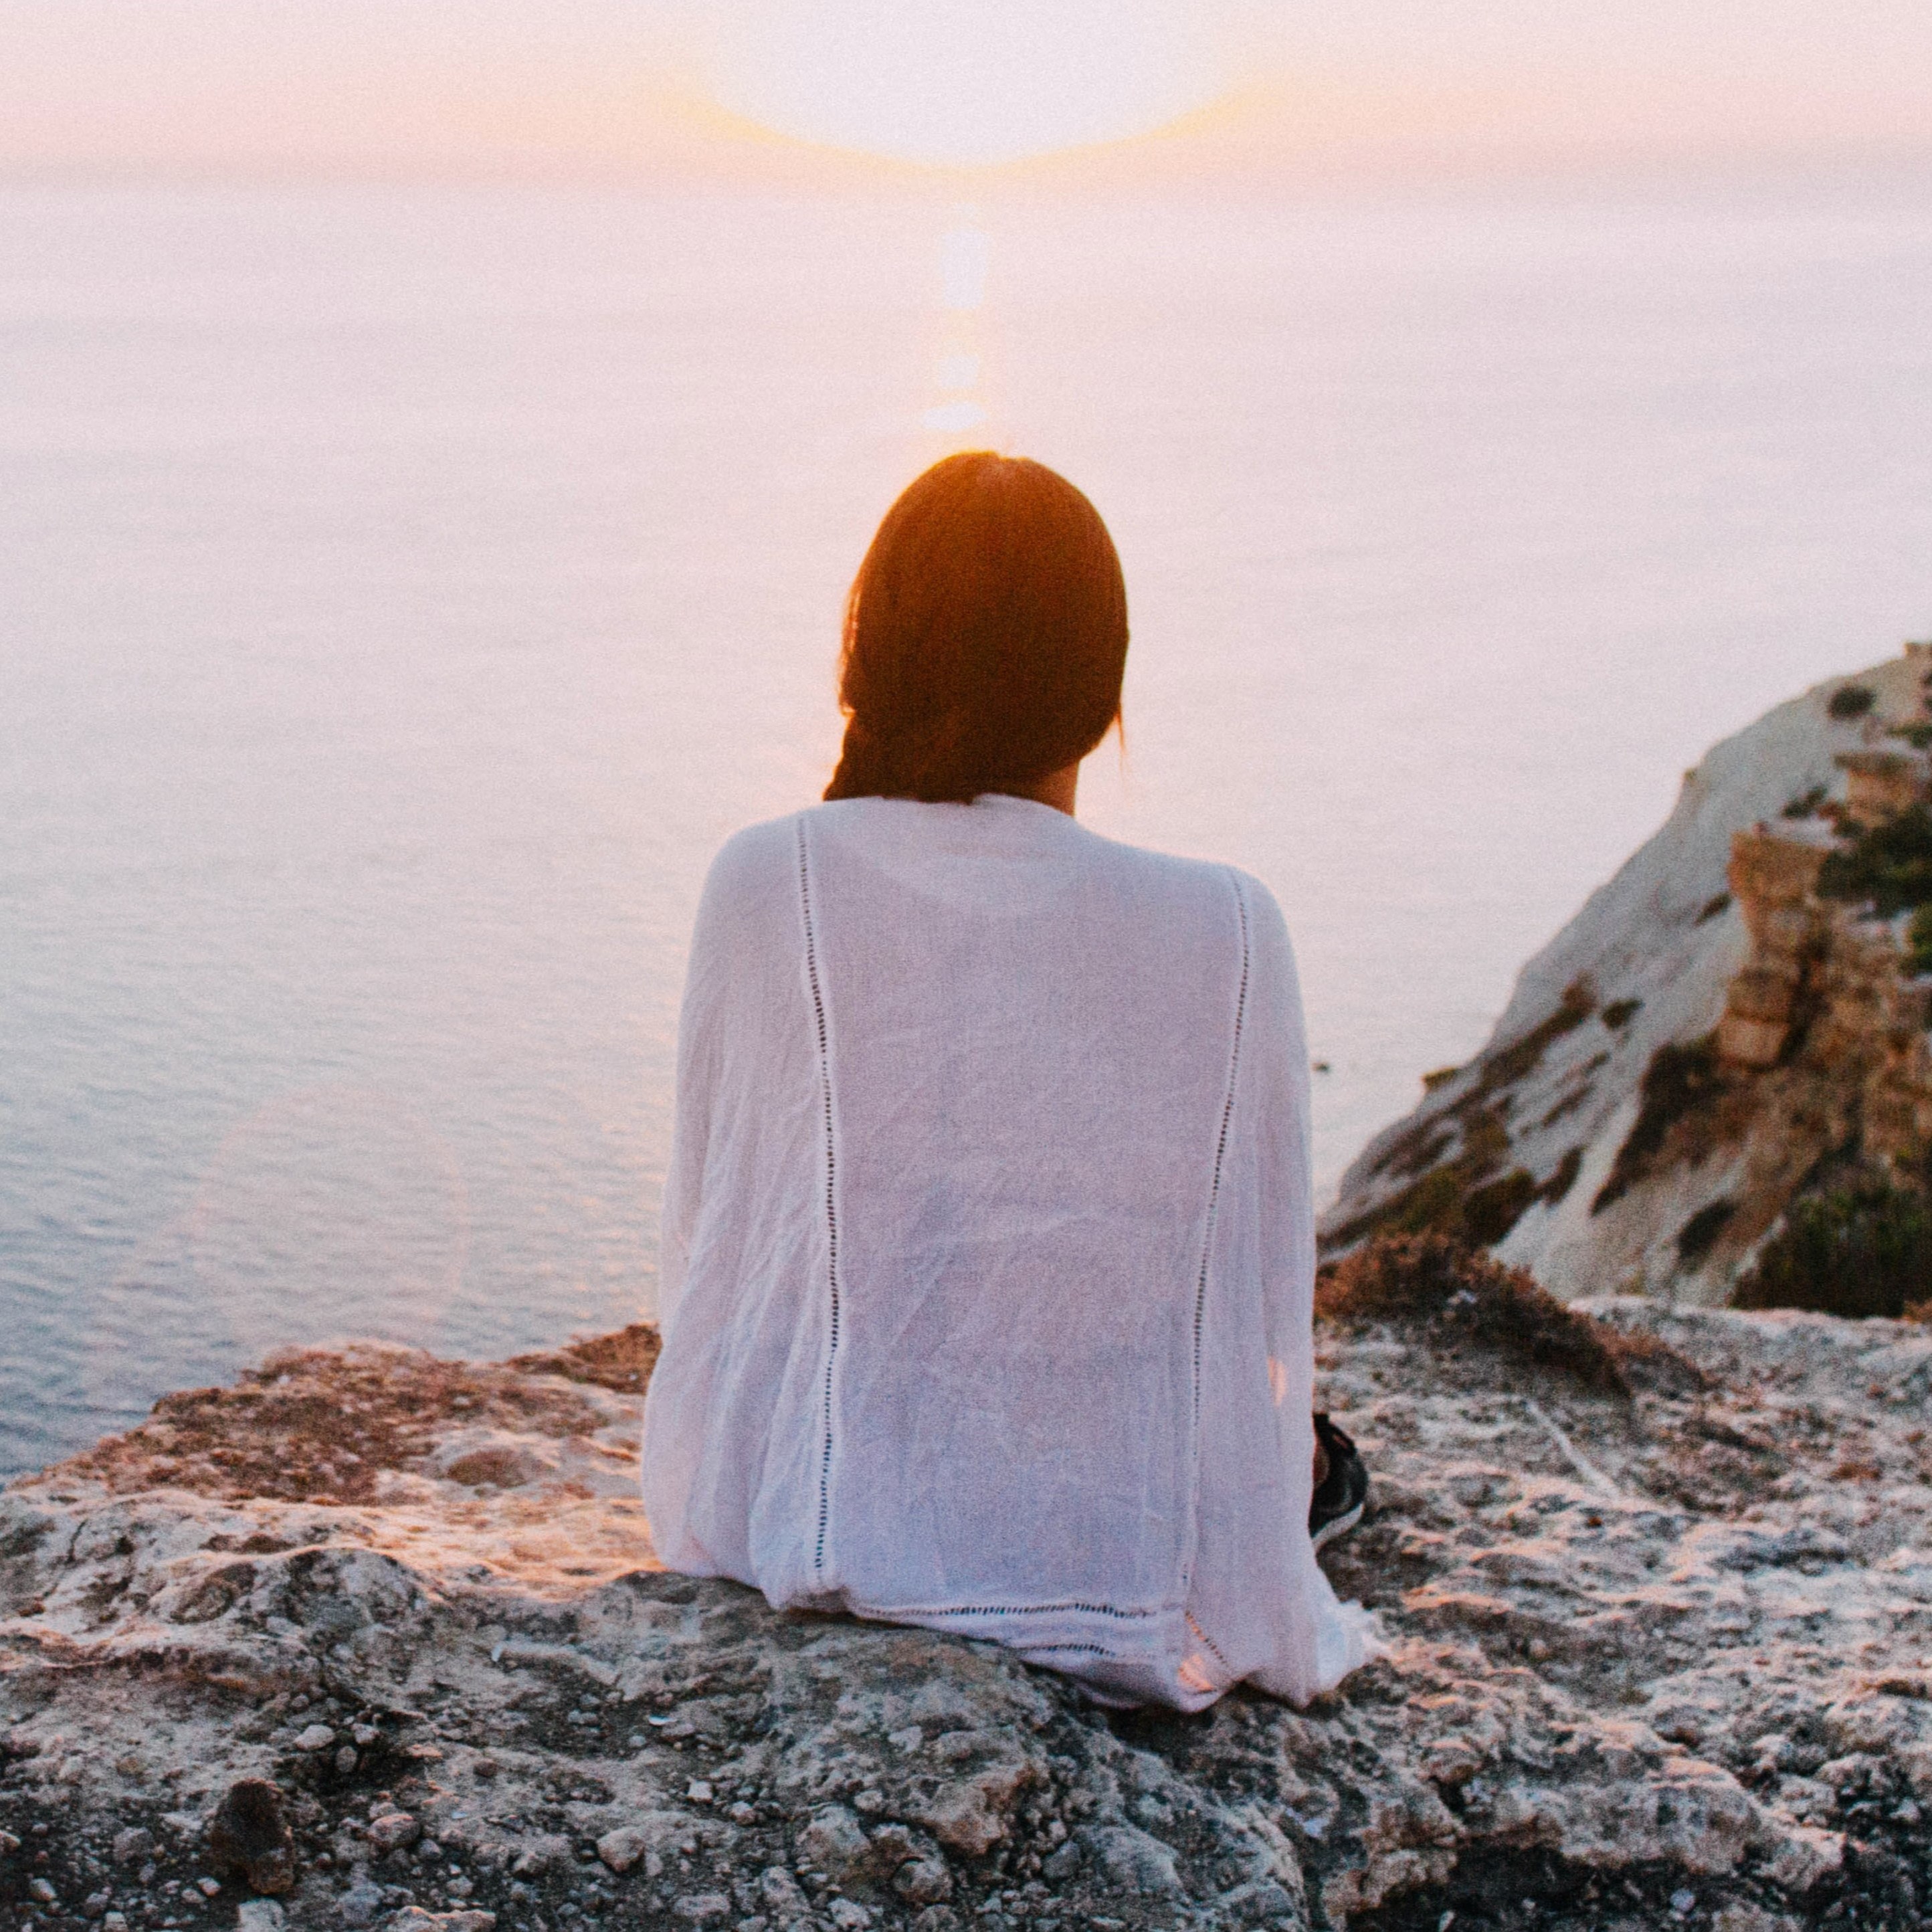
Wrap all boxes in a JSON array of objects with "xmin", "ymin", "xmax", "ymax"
[
  {"xmin": 366, "ymin": 1808, "xmax": 421, "ymax": 1853},
  {"xmin": 5, "ymin": 1309, "xmax": 1932, "ymax": 1927},
  {"xmin": 799, "ymin": 1802, "xmax": 871, "ymax": 1881},
  {"xmin": 109, "ymin": 1825, "xmax": 153, "ymax": 1864},
  {"xmin": 1085, "ymin": 1824, "xmax": 1182, "ymax": 1895},
  {"xmin": 1325, "ymin": 642, "xmax": 1932, "ymax": 1306},
  {"xmin": 337, "ymin": 1876, "xmax": 388, "ymax": 1925}
]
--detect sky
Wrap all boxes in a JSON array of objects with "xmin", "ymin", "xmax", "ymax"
[{"xmin": 3, "ymin": 1, "xmax": 1931, "ymax": 178}]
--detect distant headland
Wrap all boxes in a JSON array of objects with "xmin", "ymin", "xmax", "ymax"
[{"xmin": 1326, "ymin": 640, "xmax": 1932, "ymax": 1323}]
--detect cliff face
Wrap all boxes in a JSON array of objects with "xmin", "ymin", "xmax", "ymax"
[
  {"xmin": 1323, "ymin": 644, "xmax": 1932, "ymax": 1306},
  {"xmin": 7, "ymin": 1274, "xmax": 1932, "ymax": 1932}
]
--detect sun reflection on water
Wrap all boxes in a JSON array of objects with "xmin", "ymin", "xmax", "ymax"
[{"xmin": 920, "ymin": 216, "xmax": 995, "ymax": 441}]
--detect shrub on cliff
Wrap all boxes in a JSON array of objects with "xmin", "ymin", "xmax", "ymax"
[
  {"xmin": 1909, "ymin": 904, "xmax": 1932, "ymax": 975},
  {"xmin": 1675, "ymin": 1198, "xmax": 1736, "ymax": 1269},
  {"xmin": 1317, "ymin": 1232, "xmax": 1703, "ymax": 1397},
  {"xmin": 1325, "ymin": 1140, "xmax": 1559, "ymax": 1253},
  {"xmin": 1733, "ymin": 1182, "xmax": 1932, "ymax": 1321},
  {"xmin": 1331, "ymin": 982, "xmax": 1601, "ymax": 1254},
  {"xmin": 1816, "ymin": 803, "xmax": 1932, "ymax": 916},
  {"xmin": 1828, "ymin": 683, "xmax": 1876, "ymax": 720},
  {"xmin": 1592, "ymin": 1036, "xmax": 1727, "ymax": 1214}
]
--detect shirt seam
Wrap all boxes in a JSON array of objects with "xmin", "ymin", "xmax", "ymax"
[
  {"xmin": 847, "ymin": 1596, "xmax": 1174, "ymax": 1621},
  {"xmin": 1179, "ymin": 868, "xmax": 1250, "ymax": 1636},
  {"xmin": 797, "ymin": 816, "xmax": 841, "ymax": 1582}
]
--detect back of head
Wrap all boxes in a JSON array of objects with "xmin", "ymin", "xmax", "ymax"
[{"xmin": 825, "ymin": 452, "xmax": 1129, "ymax": 805}]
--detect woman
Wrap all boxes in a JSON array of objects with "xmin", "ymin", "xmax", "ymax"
[{"xmin": 641, "ymin": 453, "xmax": 1371, "ymax": 1710}]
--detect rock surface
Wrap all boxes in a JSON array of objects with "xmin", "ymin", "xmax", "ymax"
[
  {"xmin": 5, "ymin": 1282, "xmax": 1932, "ymax": 1931},
  {"xmin": 1323, "ymin": 642, "xmax": 1932, "ymax": 1305}
]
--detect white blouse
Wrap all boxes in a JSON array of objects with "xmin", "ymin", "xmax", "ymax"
[{"xmin": 641, "ymin": 794, "xmax": 1370, "ymax": 1709}]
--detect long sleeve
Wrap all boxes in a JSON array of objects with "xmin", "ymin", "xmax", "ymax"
[
  {"xmin": 641, "ymin": 817, "xmax": 834, "ymax": 1584},
  {"xmin": 654, "ymin": 883, "xmax": 722, "ymax": 1337}
]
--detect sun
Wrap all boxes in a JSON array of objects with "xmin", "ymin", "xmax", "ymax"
[{"xmin": 695, "ymin": 0, "xmax": 1237, "ymax": 167}]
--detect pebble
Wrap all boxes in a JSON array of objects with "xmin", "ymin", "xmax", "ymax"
[
  {"xmin": 368, "ymin": 1812, "xmax": 423, "ymax": 1854},
  {"xmin": 292, "ymin": 1723, "xmax": 338, "ymax": 1752},
  {"xmin": 671, "ymin": 1895, "xmax": 731, "ymax": 1925},
  {"xmin": 895, "ymin": 1857, "xmax": 954, "ymax": 1905}
]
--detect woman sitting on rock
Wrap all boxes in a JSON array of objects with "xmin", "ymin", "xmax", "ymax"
[{"xmin": 642, "ymin": 452, "xmax": 1371, "ymax": 1709}]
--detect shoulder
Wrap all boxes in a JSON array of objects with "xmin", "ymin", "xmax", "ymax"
[
  {"xmin": 1224, "ymin": 864, "xmax": 1292, "ymax": 949},
  {"xmin": 688, "ymin": 813, "xmax": 813, "ymax": 955},
  {"xmin": 1097, "ymin": 844, "xmax": 1300, "ymax": 993},
  {"xmin": 701, "ymin": 810, "xmax": 811, "ymax": 894},
  {"xmin": 1082, "ymin": 832, "xmax": 1288, "ymax": 933}
]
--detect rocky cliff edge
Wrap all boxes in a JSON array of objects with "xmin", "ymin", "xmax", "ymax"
[{"xmin": 7, "ymin": 1252, "xmax": 1932, "ymax": 1932}]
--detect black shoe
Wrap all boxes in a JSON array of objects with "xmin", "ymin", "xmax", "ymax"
[{"xmin": 1310, "ymin": 1413, "xmax": 1368, "ymax": 1551}]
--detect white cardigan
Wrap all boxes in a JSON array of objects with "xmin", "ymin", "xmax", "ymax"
[{"xmin": 641, "ymin": 795, "xmax": 1369, "ymax": 1709}]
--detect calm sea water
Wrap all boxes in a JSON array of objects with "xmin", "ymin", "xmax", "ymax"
[{"xmin": 5, "ymin": 174, "xmax": 1931, "ymax": 1472}]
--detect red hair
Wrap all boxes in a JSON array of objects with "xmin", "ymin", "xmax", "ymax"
[{"xmin": 824, "ymin": 453, "xmax": 1128, "ymax": 805}]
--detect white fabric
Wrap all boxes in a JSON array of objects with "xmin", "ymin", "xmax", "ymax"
[{"xmin": 641, "ymin": 794, "xmax": 1371, "ymax": 1709}]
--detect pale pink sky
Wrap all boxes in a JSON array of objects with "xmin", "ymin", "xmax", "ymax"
[{"xmin": 4, "ymin": 1, "xmax": 1931, "ymax": 179}]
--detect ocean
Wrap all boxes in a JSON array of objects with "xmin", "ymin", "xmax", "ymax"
[{"xmin": 5, "ymin": 172, "xmax": 1931, "ymax": 1472}]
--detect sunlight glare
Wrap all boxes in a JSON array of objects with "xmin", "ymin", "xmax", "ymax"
[
  {"xmin": 921, "ymin": 399, "xmax": 987, "ymax": 433},
  {"xmin": 940, "ymin": 225, "xmax": 991, "ymax": 308},
  {"xmin": 698, "ymin": 0, "xmax": 1236, "ymax": 166}
]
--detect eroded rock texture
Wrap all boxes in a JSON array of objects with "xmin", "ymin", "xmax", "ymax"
[
  {"xmin": 1323, "ymin": 642, "xmax": 1932, "ymax": 1307},
  {"xmin": 4, "ymin": 1285, "xmax": 1931, "ymax": 1932}
]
